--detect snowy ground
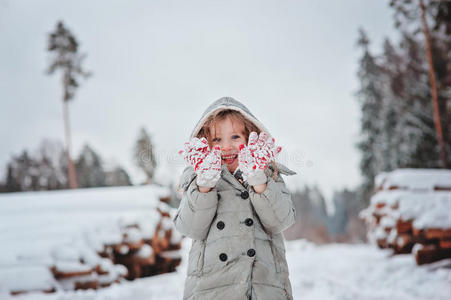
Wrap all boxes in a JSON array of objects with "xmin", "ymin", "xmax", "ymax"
[
  {"xmin": 3, "ymin": 238, "xmax": 451, "ymax": 300},
  {"xmin": 1, "ymin": 186, "xmax": 451, "ymax": 300}
]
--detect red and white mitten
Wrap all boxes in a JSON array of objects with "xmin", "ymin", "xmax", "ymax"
[
  {"xmin": 179, "ymin": 137, "xmax": 222, "ymax": 188},
  {"xmin": 238, "ymin": 132, "xmax": 282, "ymax": 186}
]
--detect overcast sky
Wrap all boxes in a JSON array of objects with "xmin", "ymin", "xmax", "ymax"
[{"xmin": 0, "ymin": 0, "xmax": 398, "ymax": 198}]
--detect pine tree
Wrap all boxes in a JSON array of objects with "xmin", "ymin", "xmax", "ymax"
[
  {"xmin": 390, "ymin": 0, "xmax": 450, "ymax": 167},
  {"xmin": 356, "ymin": 28, "xmax": 385, "ymax": 201},
  {"xmin": 46, "ymin": 21, "xmax": 91, "ymax": 189},
  {"xmin": 37, "ymin": 139, "xmax": 68, "ymax": 190},
  {"xmin": 5, "ymin": 163, "xmax": 20, "ymax": 192},
  {"xmin": 399, "ymin": 32, "xmax": 440, "ymax": 168},
  {"xmin": 7, "ymin": 151, "xmax": 40, "ymax": 191},
  {"xmin": 133, "ymin": 127, "xmax": 157, "ymax": 184},
  {"xmin": 75, "ymin": 144, "xmax": 106, "ymax": 188},
  {"xmin": 379, "ymin": 38, "xmax": 404, "ymax": 170},
  {"xmin": 355, "ymin": 2, "xmax": 451, "ymax": 202},
  {"xmin": 105, "ymin": 167, "xmax": 132, "ymax": 187}
]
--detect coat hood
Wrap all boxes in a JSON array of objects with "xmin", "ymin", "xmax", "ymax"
[
  {"xmin": 185, "ymin": 97, "xmax": 296, "ymax": 180},
  {"xmin": 191, "ymin": 97, "xmax": 270, "ymax": 139}
]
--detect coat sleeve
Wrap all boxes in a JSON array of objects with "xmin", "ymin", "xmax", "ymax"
[
  {"xmin": 249, "ymin": 173, "xmax": 296, "ymax": 234},
  {"xmin": 173, "ymin": 167, "xmax": 219, "ymax": 240}
]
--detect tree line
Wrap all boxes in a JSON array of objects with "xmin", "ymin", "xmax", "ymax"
[
  {"xmin": 356, "ymin": 1, "xmax": 451, "ymax": 202},
  {"xmin": 0, "ymin": 127, "xmax": 157, "ymax": 193}
]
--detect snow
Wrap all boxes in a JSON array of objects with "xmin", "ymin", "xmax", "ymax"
[
  {"xmin": 160, "ymin": 218, "xmax": 173, "ymax": 231},
  {"xmin": 1, "ymin": 185, "xmax": 450, "ymax": 299},
  {"xmin": 0, "ymin": 185, "xmax": 172, "ymax": 295},
  {"xmin": 123, "ymin": 228, "xmax": 142, "ymax": 244},
  {"xmin": 362, "ymin": 169, "xmax": 451, "ymax": 232},
  {"xmin": 3, "ymin": 238, "xmax": 450, "ymax": 300},
  {"xmin": 53, "ymin": 262, "xmax": 92, "ymax": 274},
  {"xmin": 378, "ymin": 168, "xmax": 451, "ymax": 191},
  {"xmin": 369, "ymin": 190, "xmax": 451, "ymax": 230},
  {"xmin": 170, "ymin": 229, "xmax": 182, "ymax": 245},
  {"xmin": 136, "ymin": 245, "xmax": 152, "ymax": 258},
  {"xmin": 0, "ymin": 266, "xmax": 56, "ymax": 294}
]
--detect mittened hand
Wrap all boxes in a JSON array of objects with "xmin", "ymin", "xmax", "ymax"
[
  {"xmin": 179, "ymin": 137, "xmax": 222, "ymax": 188},
  {"xmin": 238, "ymin": 132, "xmax": 282, "ymax": 186}
]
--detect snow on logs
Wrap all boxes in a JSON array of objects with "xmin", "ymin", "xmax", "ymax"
[
  {"xmin": 99, "ymin": 207, "xmax": 183, "ymax": 280},
  {"xmin": 0, "ymin": 185, "xmax": 183, "ymax": 296},
  {"xmin": 360, "ymin": 169, "xmax": 451, "ymax": 265}
]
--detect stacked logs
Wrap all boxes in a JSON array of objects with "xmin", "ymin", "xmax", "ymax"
[
  {"xmin": 50, "ymin": 256, "xmax": 127, "ymax": 291},
  {"xmin": 47, "ymin": 205, "xmax": 183, "ymax": 291},
  {"xmin": 360, "ymin": 169, "xmax": 451, "ymax": 265},
  {"xmin": 412, "ymin": 228, "xmax": 451, "ymax": 265},
  {"xmin": 9, "ymin": 198, "xmax": 183, "ymax": 296},
  {"xmin": 100, "ymin": 207, "xmax": 183, "ymax": 280}
]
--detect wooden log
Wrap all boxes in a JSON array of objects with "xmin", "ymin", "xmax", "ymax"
[
  {"xmin": 157, "ymin": 207, "xmax": 171, "ymax": 218},
  {"xmin": 412, "ymin": 227, "xmax": 425, "ymax": 237},
  {"xmin": 50, "ymin": 266, "xmax": 93, "ymax": 279},
  {"xmin": 10, "ymin": 288, "xmax": 56, "ymax": 296},
  {"xmin": 377, "ymin": 238, "xmax": 388, "ymax": 249},
  {"xmin": 95, "ymin": 265, "xmax": 109, "ymax": 276},
  {"xmin": 396, "ymin": 219, "xmax": 413, "ymax": 234},
  {"xmin": 375, "ymin": 203, "xmax": 385, "ymax": 209},
  {"xmin": 425, "ymin": 228, "xmax": 445, "ymax": 240},
  {"xmin": 440, "ymin": 237, "xmax": 451, "ymax": 249},
  {"xmin": 388, "ymin": 185, "xmax": 400, "ymax": 190},
  {"xmin": 159, "ymin": 196, "xmax": 171, "ymax": 203},
  {"xmin": 74, "ymin": 280, "xmax": 99, "ymax": 290},
  {"xmin": 434, "ymin": 186, "xmax": 451, "ymax": 191},
  {"xmin": 415, "ymin": 245, "xmax": 451, "ymax": 265}
]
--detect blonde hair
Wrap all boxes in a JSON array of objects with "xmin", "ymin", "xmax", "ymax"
[{"xmin": 197, "ymin": 109, "xmax": 260, "ymax": 145}]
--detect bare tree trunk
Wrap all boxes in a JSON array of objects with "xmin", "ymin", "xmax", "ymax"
[
  {"xmin": 63, "ymin": 100, "xmax": 78, "ymax": 189},
  {"xmin": 420, "ymin": 0, "xmax": 447, "ymax": 168}
]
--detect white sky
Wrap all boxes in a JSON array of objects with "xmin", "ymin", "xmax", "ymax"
[{"xmin": 0, "ymin": 0, "xmax": 398, "ymax": 199}]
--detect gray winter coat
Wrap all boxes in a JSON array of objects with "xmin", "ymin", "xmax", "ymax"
[{"xmin": 174, "ymin": 97, "xmax": 296, "ymax": 300}]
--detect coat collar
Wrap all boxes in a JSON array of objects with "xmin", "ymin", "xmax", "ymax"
[{"xmin": 220, "ymin": 165, "xmax": 247, "ymax": 190}]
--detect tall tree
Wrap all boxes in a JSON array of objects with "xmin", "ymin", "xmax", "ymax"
[
  {"xmin": 46, "ymin": 21, "xmax": 91, "ymax": 189},
  {"xmin": 390, "ymin": 0, "xmax": 449, "ymax": 167},
  {"xmin": 133, "ymin": 127, "xmax": 157, "ymax": 184},
  {"xmin": 419, "ymin": 0, "xmax": 447, "ymax": 167},
  {"xmin": 379, "ymin": 39, "xmax": 403, "ymax": 170},
  {"xmin": 356, "ymin": 2, "xmax": 451, "ymax": 202},
  {"xmin": 398, "ymin": 32, "xmax": 440, "ymax": 168},
  {"xmin": 356, "ymin": 29, "xmax": 385, "ymax": 201}
]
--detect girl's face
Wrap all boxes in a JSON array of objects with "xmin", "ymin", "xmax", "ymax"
[{"xmin": 209, "ymin": 117, "xmax": 246, "ymax": 173}]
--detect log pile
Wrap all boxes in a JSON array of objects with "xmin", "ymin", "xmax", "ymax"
[
  {"xmin": 50, "ymin": 204, "xmax": 183, "ymax": 291},
  {"xmin": 360, "ymin": 169, "xmax": 451, "ymax": 265},
  {"xmin": 99, "ymin": 207, "xmax": 183, "ymax": 280},
  {"xmin": 2, "ymin": 187, "xmax": 183, "ymax": 296},
  {"xmin": 49, "ymin": 245, "xmax": 128, "ymax": 291}
]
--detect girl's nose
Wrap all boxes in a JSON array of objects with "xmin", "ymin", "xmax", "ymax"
[{"xmin": 221, "ymin": 141, "xmax": 233, "ymax": 151}]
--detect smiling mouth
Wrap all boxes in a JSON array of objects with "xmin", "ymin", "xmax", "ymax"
[{"xmin": 221, "ymin": 154, "xmax": 238, "ymax": 163}]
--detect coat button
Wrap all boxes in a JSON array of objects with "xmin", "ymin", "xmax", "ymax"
[
  {"xmin": 245, "ymin": 218, "xmax": 253, "ymax": 226},
  {"xmin": 216, "ymin": 221, "xmax": 225, "ymax": 230},
  {"xmin": 240, "ymin": 191, "xmax": 249, "ymax": 199},
  {"xmin": 219, "ymin": 253, "xmax": 228, "ymax": 261},
  {"xmin": 247, "ymin": 249, "xmax": 256, "ymax": 257}
]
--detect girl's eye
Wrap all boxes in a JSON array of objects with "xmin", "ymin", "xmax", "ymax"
[
  {"xmin": 232, "ymin": 135, "xmax": 241, "ymax": 139},
  {"xmin": 212, "ymin": 137, "xmax": 221, "ymax": 142}
]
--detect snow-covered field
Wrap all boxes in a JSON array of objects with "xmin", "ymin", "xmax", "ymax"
[
  {"xmin": 4, "ymin": 239, "xmax": 451, "ymax": 300},
  {"xmin": 1, "ymin": 186, "xmax": 451, "ymax": 300}
]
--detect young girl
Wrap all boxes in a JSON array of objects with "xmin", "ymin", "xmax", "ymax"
[{"xmin": 174, "ymin": 97, "xmax": 296, "ymax": 300}]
